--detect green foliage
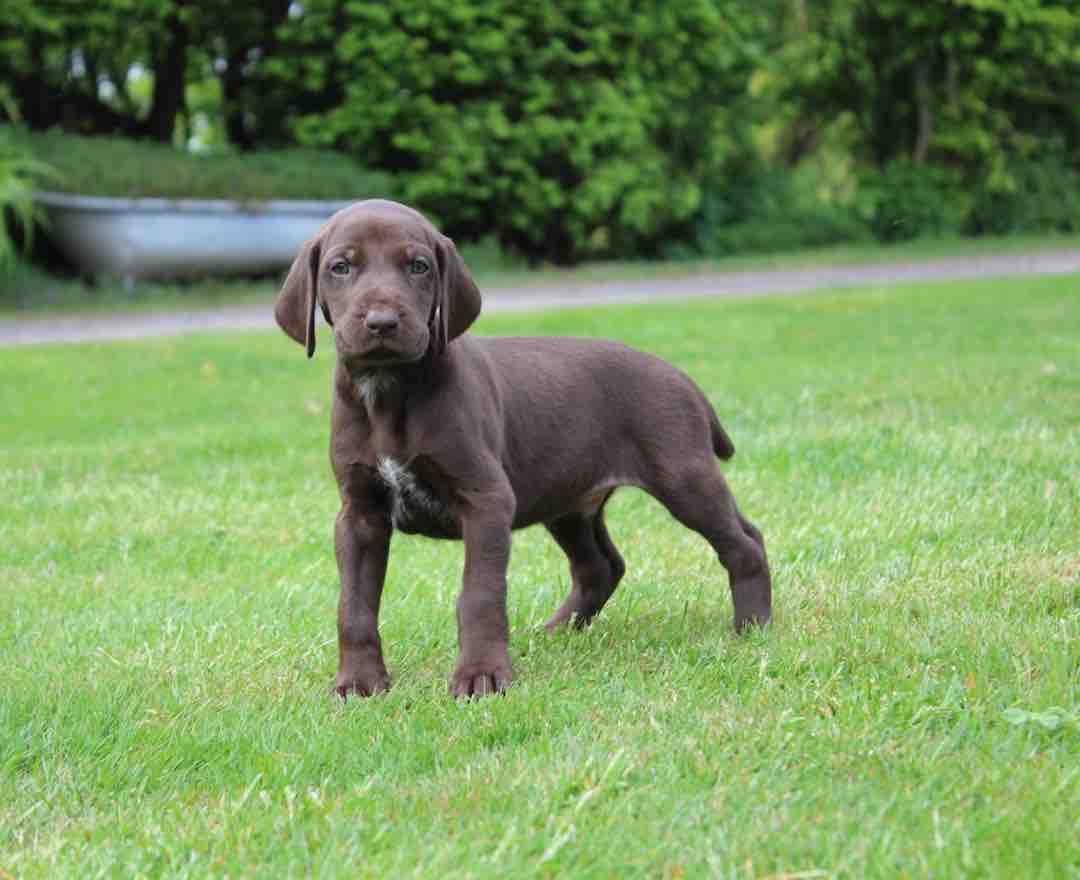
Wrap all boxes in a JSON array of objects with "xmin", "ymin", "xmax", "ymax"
[
  {"xmin": 859, "ymin": 161, "xmax": 969, "ymax": 243},
  {"xmin": 856, "ymin": 153, "xmax": 1080, "ymax": 243},
  {"xmin": 4, "ymin": 127, "xmax": 395, "ymax": 202},
  {"xmin": 0, "ymin": 0, "xmax": 179, "ymax": 135},
  {"xmin": 968, "ymin": 151, "xmax": 1080, "ymax": 236},
  {"xmin": 285, "ymin": 0, "xmax": 772, "ymax": 264},
  {"xmin": 760, "ymin": 0, "xmax": 1080, "ymax": 242},
  {"xmin": 0, "ymin": 0, "xmax": 303, "ymax": 147},
  {"xmin": 0, "ymin": 125, "xmax": 54, "ymax": 272},
  {"xmin": 774, "ymin": 0, "xmax": 1080, "ymax": 171},
  {"xmin": 0, "ymin": 156, "xmax": 37, "ymax": 270},
  {"xmin": 685, "ymin": 159, "xmax": 868, "ymax": 257},
  {"xmin": 4, "ymin": 0, "xmax": 1080, "ymax": 260}
]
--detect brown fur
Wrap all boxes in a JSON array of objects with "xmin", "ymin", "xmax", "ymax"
[{"xmin": 275, "ymin": 200, "xmax": 771, "ymax": 698}]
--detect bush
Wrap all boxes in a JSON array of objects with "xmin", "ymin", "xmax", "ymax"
[
  {"xmin": 683, "ymin": 160, "xmax": 868, "ymax": 258},
  {"xmin": 858, "ymin": 161, "xmax": 969, "ymax": 243},
  {"xmin": 2, "ymin": 127, "xmax": 396, "ymax": 202},
  {"xmin": 285, "ymin": 0, "xmax": 770, "ymax": 265},
  {"xmin": 967, "ymin": 154, "xmax": 1080, "ymax": 236},
  {"xmin": 0, "ymin": 128, "xmax": 51, "ymax": 272}
]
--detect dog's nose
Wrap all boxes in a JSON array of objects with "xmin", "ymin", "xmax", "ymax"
[{"xmin": 365, "ymin": 309, "xmax": 400, "ymax": 337}]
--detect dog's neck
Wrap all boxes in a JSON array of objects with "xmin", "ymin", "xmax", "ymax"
[
  {"xmin": 350, "ymin": 347, "xmax": 452, "ymax": 405},
  {"xmin": 354, "ymin": 369, "xmax": 400, "ymax": 412},
  {"xmin": 340, "ymin": 350, "xmax": 453, "ymax": 430}
]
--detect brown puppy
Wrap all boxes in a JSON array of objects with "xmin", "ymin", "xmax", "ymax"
[{"xmin": 275, "ymin": 200, "xmax": 771, "ymax": 698}]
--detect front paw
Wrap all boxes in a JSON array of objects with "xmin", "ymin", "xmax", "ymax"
[
  {"xmin": 334, "ymin": 666, "xmax": 391, "ymax": 699},
  {"xmin": 450, "ymin": 654, "xmax": 513, "ymax": 699}
]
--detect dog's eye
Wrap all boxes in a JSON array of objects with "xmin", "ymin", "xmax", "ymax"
[
  {"xmin": 407, "ymin": 257, "xmax": 430, "ymax": 276},
  {"xmin": 329, "ymin": 259, "xmax": 351, "ymax": 277}
]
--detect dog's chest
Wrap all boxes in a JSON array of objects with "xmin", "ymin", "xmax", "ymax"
[{"xmin": 376, "ymin": 457, "xmax": 459, "ymax": 537}]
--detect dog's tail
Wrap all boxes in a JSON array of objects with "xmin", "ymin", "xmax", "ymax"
[{"xmin": 709, "ymin": 406, "xmax": 736, "ymax": 461}]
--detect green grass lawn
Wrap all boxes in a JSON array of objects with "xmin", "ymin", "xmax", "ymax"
[{"xmin": 1, "ymin": 275, "xmax": 1078, "ymax": 877}]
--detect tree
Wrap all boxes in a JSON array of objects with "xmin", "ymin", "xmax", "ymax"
[
  {"xmin": 0, "ymin": 1, "xmax": 192, "ymax": 140},
  {"xmin": 773, "ymin": 0, "xmax": 1080, "ymax": 171},
  {"xmin": 0, "ymin": 0, "xmax": 320, "ymax": 147}
]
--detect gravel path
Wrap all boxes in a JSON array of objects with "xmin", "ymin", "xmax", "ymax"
[{"xmin": 2, "ymin": 250, "xmax": 1078, "ymax": 347}]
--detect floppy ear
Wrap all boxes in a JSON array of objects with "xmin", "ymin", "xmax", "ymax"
[
  {"xmin": 434, "ymin": 234, "xmax": 481, "ymax": 354},
  {"xmin": 274, "ymin": 237, "xmax": 325, "ymax": 358}
]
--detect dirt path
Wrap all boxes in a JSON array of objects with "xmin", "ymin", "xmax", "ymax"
[{"xmin": 2, "ymin": 250, "xmax": 1078, "ymax": 347}]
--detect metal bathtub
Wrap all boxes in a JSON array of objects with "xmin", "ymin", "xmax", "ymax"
[{"xmin": 35, "ymin": 191, "xmax": 350, "ymax": 281}]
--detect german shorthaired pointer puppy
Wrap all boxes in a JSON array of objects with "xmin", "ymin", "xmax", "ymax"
[{"xmin": 275, "ymin": 200, "xmax": 771, "ymax": 698}]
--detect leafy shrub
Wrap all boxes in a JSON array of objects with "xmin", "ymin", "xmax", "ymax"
[
  {"xmin": 857, "ymin": 155, "xmax": 1080, "ymax": 243},
  {"xmin": 967, "ymin": 153, "xmax": 1080, "ymax": 236},
  {"xmin": 3, "ymin": 127, "xmax": 396, "ymax": 202},
  {"xmin": 0, "ymin": 128, "xmax": 52, "ymax": 272},
  {"xmin": 683, "ymin": 159, "xmax": 868, "ymax": 258},
  {"xmin": 859, "ymin": 161, "xmax": 969, "ymax": 243},
  {"xmin": 284, "ymin": 0, "xmax": 770, "ymax": 265}
]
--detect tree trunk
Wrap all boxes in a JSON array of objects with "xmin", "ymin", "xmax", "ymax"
[
  {"xmin": 913, "ymin": 58, "xmax": 934, "ymax": 164},
  {"xmin": 21, "ymin": 35, "xmax": 55, "ymax": 128},
  {"xmin": 145, "ymin": 2, "xmax": 190, "ymax": 142},
  {"xmin": 222, "ymin": 46, "xmax": 255, "ymax": 150},
  {"xmin": 214, "ymin": 0, "xmax": 294, "ymax": 148},
  {"xmin": 250, "ymin": 0, "xmax": 294, "ymax": 144}
]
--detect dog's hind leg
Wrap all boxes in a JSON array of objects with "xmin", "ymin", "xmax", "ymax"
[
  {"xmin": 592, "ymin": 507, "xmax": 626, "ymax": 591},
  {"xmin": 649, "ymin": 464, "xmax": 772, "ymax": 632},
  {"xmin": 544, "ymin": 497, "xmax": 625, "ymax": 629}
]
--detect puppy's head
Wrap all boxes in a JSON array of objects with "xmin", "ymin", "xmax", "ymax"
[{"xmin": 274, "ymin": 200, "xmax": 481, "ymax": 370}]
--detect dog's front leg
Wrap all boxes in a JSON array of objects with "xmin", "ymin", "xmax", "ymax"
[
  {"xmin": 451, "ymin": 485, "xmax": 515, "ymax": 698},
  {"xmin": 334, "ymin": 501, "xmax": 392, "ymax": 698}
]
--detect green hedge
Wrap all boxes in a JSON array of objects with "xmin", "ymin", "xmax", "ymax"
[
  {"xmin": 286, "ymin": 0, "xmax": 769, "ymax": 265},
  {"xmin": 684, "ymin": 160, "xmax": 869, "ymax": 258},
  {"xmin": 857, "ymin": 161, "xmax": 969, "ymax": 243},
  {"xmin": 684, "ymin": 155, "xmax": 1080, "ymax": 259},
  {"xmin": 857, "ymin": 157, "xmax": 1080, "ymax": 243},
  {"xmin": 968, "ymin": 153, "xmax": 1080, "ymax": 237},
  {"xmin": 4, "ymin": 127, "xmax": 395, "ymax": 202}
]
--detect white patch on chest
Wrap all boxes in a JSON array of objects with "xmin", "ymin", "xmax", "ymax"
[
  {"xmin": 377, "ymin": 457, "xmax": 454, "ymax": 530},
  {"xmin": 355, "ymin": 370, "xmax": 398, "ymax": 409}
]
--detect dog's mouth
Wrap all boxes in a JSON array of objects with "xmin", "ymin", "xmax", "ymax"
[{"xmin": 345, "ymin": 345, "xmax": 425, "ymax": 371}]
